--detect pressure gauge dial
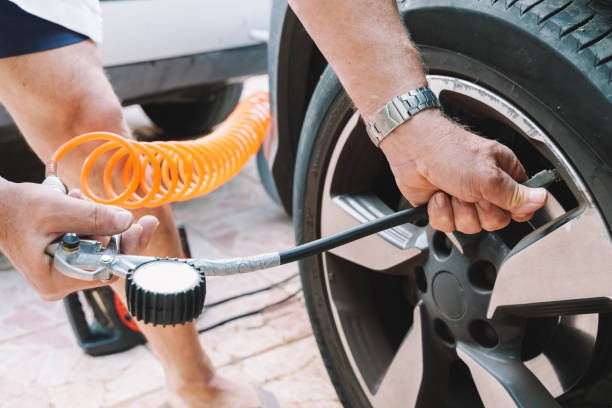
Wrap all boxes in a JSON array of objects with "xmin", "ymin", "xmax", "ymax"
[{"xmin": 125, "ymin": 259, "xmax": 206, "ymax": 326}]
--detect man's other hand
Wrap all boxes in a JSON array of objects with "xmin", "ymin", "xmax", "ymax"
[
  {"xmin": 0, "ymin": 180, "xmax": 158, "ymax": 300},
  {"xmin": 380, "ymin": 110, "xmax": 548, "ymax": 233}
]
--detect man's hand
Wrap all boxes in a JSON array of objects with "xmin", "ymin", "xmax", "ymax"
[
  {"xmin": 0, "ymin": 179, "xmax": 158, "ymax": 300},
  {"xmin": 380, "ymin": 110, "xmax": 548, "ymax": 233}
]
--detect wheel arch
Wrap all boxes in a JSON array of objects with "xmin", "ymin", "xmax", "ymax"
[{"xmin": 264, "ymin": 0, "xmax": 326, "ymax": 214}]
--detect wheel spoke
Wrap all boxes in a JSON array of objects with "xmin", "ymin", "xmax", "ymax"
[
  {"xmin": 525, "ymin": 314, "xmax": 598, "ymax": 397},
  {"xmin": 321, "ymin": 193, "xmax": 427, "ymax": 271},
  {"xmin": 373, "ymin": 302, "xmax": 425, "ymax": 407},
  {"xmin": 319, "ymin": 111, "xmax": 426, "ymax": 272},
  {"xmin": 488, "ymin": 207, "xmax": 612, "ymax": 318},
  {"xmin": 414, "ymin": 310, "xmax": 453, "ymax": 408},
  {"xmin": 372, "ymin": 302, "xmax": 453, "ymax": 407},
  {"xmin": 457, "ymin": 344, "xmax": 560, "ymax": 408}
]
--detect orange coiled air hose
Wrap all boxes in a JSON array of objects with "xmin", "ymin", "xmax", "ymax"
[{"xmin": 47, "ymin": 92, "xmax": 270, "ymax": 209}]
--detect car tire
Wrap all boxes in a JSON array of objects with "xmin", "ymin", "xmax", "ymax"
[
  {"xmin": 141, "ymin": 83, "xmax": 243, "ymax": 138},
  {"xmin": 293, "ymin": 1, "xmax": 612, "ymax": 407}
]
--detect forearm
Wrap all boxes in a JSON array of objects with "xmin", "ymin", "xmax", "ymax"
[{"xmin": 288, "ymin": 0, "xmax": 427, "ymax": 117}]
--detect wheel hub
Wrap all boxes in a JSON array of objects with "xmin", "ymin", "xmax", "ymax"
[
  {"xmin": 432, "ymin": 271, "xmax": 467, "ymax": 320},
  {"xmin": 418, "ymin": 230, "xmax": 510, "ymax": 349}
]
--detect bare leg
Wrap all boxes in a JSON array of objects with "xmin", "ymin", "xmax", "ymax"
[{"xmin": 0, "ymin": 40, "xmax": 259, "ymax": 407}]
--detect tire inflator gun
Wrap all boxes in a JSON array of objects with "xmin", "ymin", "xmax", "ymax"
[{"xmin": 42, "ymin": 169, "xmax": 560, "ymax": 327}]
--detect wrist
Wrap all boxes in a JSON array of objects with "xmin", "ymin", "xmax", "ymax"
[
  {"xmin": 379, "ymin": 108, "xmax": 451, "ymax": 164},
  {"xmin": 366, "ymin": 85, "xmax": 442, "ymax": 147},
  {"xmin": 359, "ymin": 76, "xmax": 429, "ymax": 118},
  {"xmin": 395, "ymin": 107, "xmax": 448, "ymax": 137}
]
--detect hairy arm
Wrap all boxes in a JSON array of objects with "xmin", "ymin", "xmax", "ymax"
[{"xmin": 289, "ymin": 0, "xmax": 426, "ymax": 116}]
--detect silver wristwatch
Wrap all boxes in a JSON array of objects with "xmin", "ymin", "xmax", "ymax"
[{"xmin": 367, "ymin": 86, "xmax": 440, "ymax": 146}]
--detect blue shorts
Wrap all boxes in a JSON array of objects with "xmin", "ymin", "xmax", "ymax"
[{"xmin": 0, "ymin": 0, "xmax": 89, "ymax": 59}]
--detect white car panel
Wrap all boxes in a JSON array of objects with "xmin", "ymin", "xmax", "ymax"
[{"xmin": 100, "ymin": 0, "xmax": 271, "ymax": 66}]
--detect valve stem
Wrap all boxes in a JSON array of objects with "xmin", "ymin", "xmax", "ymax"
[{"xmin": 523, "ymin": 169, "xmax": 561, "ymax": 189}]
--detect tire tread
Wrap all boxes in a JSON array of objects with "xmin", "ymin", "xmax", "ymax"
[
  {"xmin": 516, "ymin": 0, "xmax": 547, "ymax": 15},
  {"xmin": 534, "ymin": 0, "xmax": 574, "ymax": 24},
  {"xmin": 501, "ymin": 0, "xmax": 612, "ymax": 98},
  {"xmin": 590, "ymin": 33, "xmax": 612, "ymax": 64}
]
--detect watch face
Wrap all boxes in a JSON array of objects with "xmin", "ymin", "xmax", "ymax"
[{"xmin": 133, "ymin": 260, "xmax": 200, "ymax": 294}]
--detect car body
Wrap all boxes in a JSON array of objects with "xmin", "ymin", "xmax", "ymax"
[
  {"xmin": 257, "ymin": 0, "xmax": 326, "ymax": 211},
  {"xmin": 0, "ymin": 0, "xmax": 270, "ymax": 129}
]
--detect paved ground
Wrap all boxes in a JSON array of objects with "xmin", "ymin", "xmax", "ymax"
[{"xmin": 0, "ymin": 77, "xmax": 341, "ymax": 408}]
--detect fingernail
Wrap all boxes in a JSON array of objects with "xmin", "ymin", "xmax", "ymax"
[
  {"xmin": 435, "ymin": 193, "xmax": 445, "ymax": 207},
  {"xmin": 141, "ymin": 215, "xmax": 160, "ymax": 228},
  {"xmin": 517, "ymin": 188, "xmax": 547, "ymax": 212},
  {"xmin": 68, "ymin": 189, "xmax": 82, "ymax": 197},
  {"xmin": 530, "ymin": 188, "xmax": 547, "ymax": 203},
  {"xmin": 115, "ymin": 211, "xmax": 133, "ymax": 230}
]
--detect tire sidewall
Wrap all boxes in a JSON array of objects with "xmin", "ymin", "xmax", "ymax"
[{"xmin": 293, "ymin": 67, "xmax": 370, "ymax": 406}]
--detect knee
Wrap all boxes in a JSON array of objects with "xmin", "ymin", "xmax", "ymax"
[{"xmin": 63, "ymin": 87, "xmax": 128, "ymax": 137}]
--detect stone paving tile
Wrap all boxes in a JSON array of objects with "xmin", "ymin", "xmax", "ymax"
[
  {"xmin": 101, "ymin": 354, "xmax": 165, "ymax": 407},
  {"xmin": 0, "ymin": 76, "xmax": 341, "ymax": 407},
  {"xmin": 0, "ymin": 381, "xmax": 53, "ymax": 408},
  {"xmin": 114, "ymin": 389, "xmax": 167, "ymax": 408},
  {"xmin": 241, "ymin": 337, "xmax": 340, "ymax": 407},
  {"xmin": 201, "ymin": 273, "xmax": 280, "ymax": 305},
  {"xmin": 266, "ymin": 367, "xmax": 342, "ymax": 408},
  {"xmin": 0, "ymin": 270, "xmax": 67, "ymax": 343},
  {"xmin": 196, "ymin": 295, "xmax": 308, "ymax": 370},
  {"xmin": 0, "ymin": 321, "xmax": 165, "ymax": 407},
  {"xmin": 240, "ymin": 336, "xmax": 319, "ymax": 384},
  {"xmin": 50, "ymin": 381, "xmax": 107, "ymax": 408}
]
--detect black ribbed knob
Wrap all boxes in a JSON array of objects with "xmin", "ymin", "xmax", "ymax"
[{"xmin": 125, "ymin": 259, "xmax": 206, "ymax": 326}]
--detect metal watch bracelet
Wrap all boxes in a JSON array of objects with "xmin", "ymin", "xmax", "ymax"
[{"xmin": 367, "ymin": 86, "xmax": 440, "ymax": 146}]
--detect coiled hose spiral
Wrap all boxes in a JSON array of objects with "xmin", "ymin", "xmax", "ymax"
[{"xmin": 46, "ymin": 92, "xmax": 270, "ymax": 209}]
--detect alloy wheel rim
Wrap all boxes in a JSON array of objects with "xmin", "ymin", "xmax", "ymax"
[{"xmin": 317, "ymin": 75, "xmax": 607, "ymax": 407}]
